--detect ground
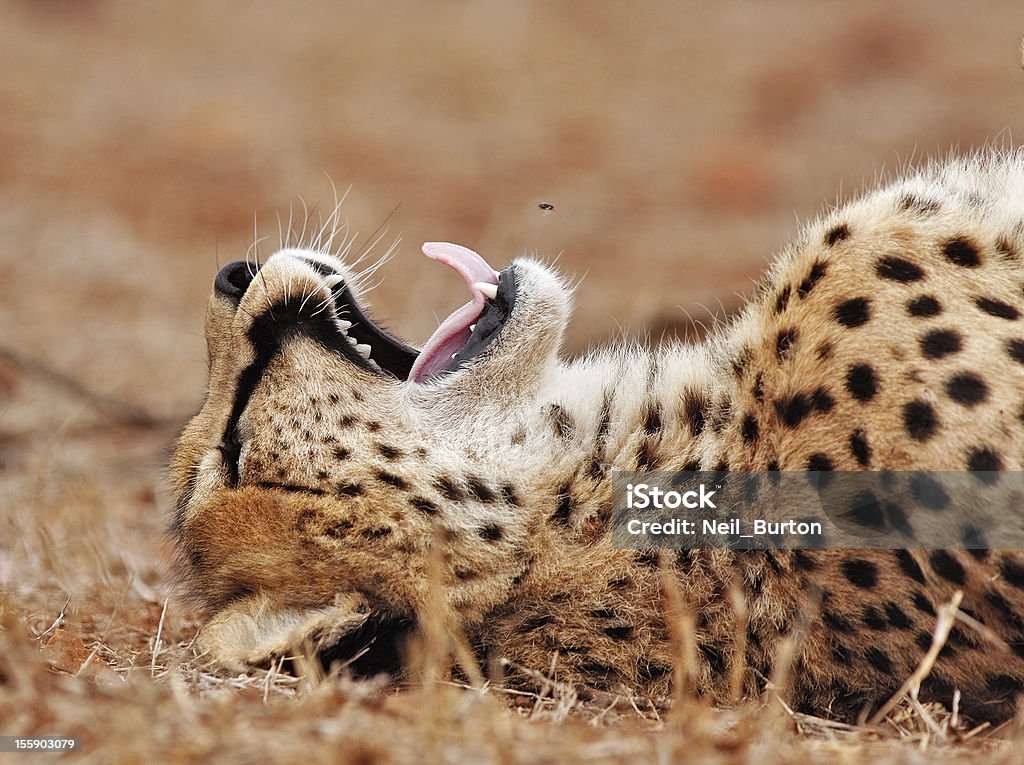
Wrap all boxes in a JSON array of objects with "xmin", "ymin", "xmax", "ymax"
[{"xmin": 2, "ymin": 1, "xmax": 1024, "ymax": 762}]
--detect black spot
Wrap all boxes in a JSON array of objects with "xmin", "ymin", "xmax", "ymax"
[
  {"xmin": 903, "ymin": 399, "xmax": 939, "ymax": 442},
  {"xmin": 604, "ymin": 625, "xmax": 634, "ymax": 641},
  {"xmin": 975, "ymin": 297, "xmax": 1021, "ymax": 320},
  {"xmin": 845, "ymin": 490, "xmax": 886, "ymax": 530},
  {"xmin": 916, "ymin": 631, "xmax": 933, "ymax": 652},
  {"xmin": 845, "ymin": 363, "xmax": 878, "ymax": 402},
  {"xmin": 774, "ymin": 285, "xmax": 792, "ymax": 314},
  {"xmin": 699, "ymin": 643, "xmax": 727, "ymax": 674},
  {"xmin": 825, "ymin": 223, "xmax": 851, "ymax": 246},
  {"xmin": 338, "ymin": 414, "xmax": 358, "ymax": 428},
  {"xmin": 810, "ymin": 386, "xmax": 835, "ymax": 413},
  {"xmin": 745, "ymin": 569, "xmax": 765, "ymax": 595},
  {"xmin": 778, "ymin": 548, "xmax": 810, "ymax": 573},
  {"xmin": 849, "ymin": 429, "xmax": 871, "ymax": 466},
  {"xmin": 919, "ymin": 328, "xmax": 962, "ymax": 359},
  {"xmin": 912, "ymin": 591, "xmax": 936, "ymax": 616},
  {"xmin": 831, "ymin": 641, "xmax": 853, "ymax": 664},
  {"xmin": 730, "ymin": 349, "xmax": 751, "ymax": 379},
  {"xmin": 376, "ymin": 443, "xmax": 403, "ymax": 460},
  {"xmin": 741, "ymin": 414, "xmax": 759, "ymax": 444},
  {"xmin": 519, "ymin": 615, "xmax": 554, "ymax": 632},
  {"xmin": 862, "ymin": 606, "xmax": 889, "ymax": 631},
  {"xmin": 834, "ymin": 297, "xmax": 871, "ymax": 328},
  {"xmin": 752, "ymin": 373, "xmax": 764, "ymax": 402},
  {"xmin": 454, "ymin": 567, "xmax": 479, "ymax": 581},
  {"xmin": 608, "ymin": 576, "xmax": 631, "ymax": 590},
  {"xmin": 467, "ymin": 477, "xmax": 497, "ymax": 503},
  {"xmin": 635, "ymin": 439, "xmax": 659, "ymax": 471},
  {"xmin": 864, "ymin": 647, "xmax": 894, "ymax": 674},
  {"xmin": 590, "ymin": 608, "xmax": 617, "ymax": 619},
  {"xmin": 806, "ymin": 453, "xmax": 833, "ymax": 472},
  {"xmin": 360, "ymin": 526, "xmax": 392, "ymax": 540},
  {"xmin": 986, "ymin": 590, "xmax": 1024, "ymax": 630},
  {"xmin": 907, "ymin": 295, "xmax": 942, "ymax": 317},
  {"xmin": 551, "ymin": 485, "xmax": 574, "ymax": 526},
  {"xmin": 776, "ymin": 328, "xmax": 798, "ymax": 359},
  {"xmin": 638, "ymin": 662, "xmax": 672, "ymax": 684},
  {"xmin": 774, "ymin": 393, "xmax": 812, "ymax": 428},
  {"xmin": 816, "ymin": 341, "xmax": 834, "ymax": 360},
  {"xmin": 1007, "ymin": 339, "xmax": 1024, "ymax": 365},
  {"xmin": 643, "ymin": 403, "xmax": 663, "ymax": 434},
  {"xmin": 409, "ymin": 496, "xmax": 439, "ymax": 516},
  {"xmin": 798, "ymin": 261, "xmax": 828, "ymax": 297},
  {"xmin": 500, "ymin": 483, "xmax": 521, "ymax": 507},
  {"xmin": 884, "ymin": 602, "xmax": 912, "ymax": 630},
  {"xmin": 909, "ymin": 474, "xmax": 949, "ymax": 511},
  {"xmin": 376, "ymin": 471, "xmax": 408, "ymax": 490},
  {"xmin": 996, "ymin": 237, "xmax": 1018, "ymax": 260},
  {"xmin": 897, "ymin": 194, "xmax": 941, "ymax": 215},
  {"xmin": 323, "ymin": 519, "xmax": 354, "ymax": 538},
  {"xmin": 876, "ymin": 256, "xmax": 925, "ymax": 283},
  {"xmin": 966, "ymin": 446, "xmax": 1002, "ymax": 478},
  {"xmin": 478, "ymin": 523, "xmax": 504, "ymax": 542},
  {"xmin": 928, "ymin": 550, "xmax": 966, "ymax": 585},
  {"xmin": 366, "ymin": 421, "xmax": 381, "ymax": 432},
  {"xmin": 986, "ymin": 674, "xmax": 1022, "ymax": 698},
  {"xmin": 1000, "ymin": 559, "xmax": 1024, "ymax": 589},
  {"xmin": 434, "ymin": 477, "xmax": 466, "ymax": 502},
  {"xmin": 962, "ymin": 525, "xmax": 989, "ymax": 555},
  {"xmin": 945, "ymin": 372, "xmax": 989, "ymax": 407},
  {"xmin": 634, "ymin": 551, "xmax": 661, "ymax": 569},
  {"xmin": 841, "ymin": 559, "xmax": 879, "ymax": 588},
  {"xmin": 682, "ymin": 392, "xmax": 708, "ymax": 437},
  {"xmin": 548, "ymin": 403, "xmax": 575, "ymax": 440},
  {"xmin": 337, "ymin": 482, "xmax": 364, "ymax": 497},
  {"xmin": 943, "ymin": 237, "xmax": 982, "ymax": 268}
]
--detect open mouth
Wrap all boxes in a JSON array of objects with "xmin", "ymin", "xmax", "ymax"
[{"xmin": 322, "ymin": 242, "xmax": 516, "ymax": 384}]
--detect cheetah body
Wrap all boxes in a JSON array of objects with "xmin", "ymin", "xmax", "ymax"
[{"xmin": 171, "ymin": 151, "xmax": 1024, "ymax": 720}]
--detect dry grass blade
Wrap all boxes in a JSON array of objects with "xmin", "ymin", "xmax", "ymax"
[{"xmin": 869, "ymin": 590, "xmax": 963, "ymax": 726}]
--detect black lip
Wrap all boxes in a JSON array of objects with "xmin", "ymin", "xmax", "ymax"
[
  {"xmin": 441, "ymin": 265, "xmax": 516, "ymax": 376},
  {"xmin": 328, "ymin": 279, "xmax": 419, "ymax": 379},
  {"xmin": 221, "ymin": 257, "xmax": 514, "ymax": 384},
  {"xmin": 297, "ymin": 258, "xmax": 418, "ymax": 379}
]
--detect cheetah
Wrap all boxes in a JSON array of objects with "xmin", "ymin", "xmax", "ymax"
[{"xmin": 170, "ymin": 150, "xmax": 1024, "ymax": 722}]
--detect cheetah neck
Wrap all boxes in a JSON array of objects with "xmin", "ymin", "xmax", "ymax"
[{"xmin": 506, "ymin": 339, "xmax": 734, "ymax": 492}]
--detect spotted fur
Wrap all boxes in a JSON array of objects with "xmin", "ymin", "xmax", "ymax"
[{"xmin": 171, "ymin": 151, "xmax": 1024, "ymax": 721}]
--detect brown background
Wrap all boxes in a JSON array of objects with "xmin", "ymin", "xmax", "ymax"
[
  {"xmin": 4, "ymin": 1, "xmax": 1024, "ymax": 425},
  {"xmin": 1, "ymin": 2, "xmax": 1024, "ymax": 760}
]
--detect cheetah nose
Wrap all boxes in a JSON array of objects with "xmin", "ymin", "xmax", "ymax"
[{"xmin": 214, "ymin": 260, "xmax": 257, "ymax": 303}]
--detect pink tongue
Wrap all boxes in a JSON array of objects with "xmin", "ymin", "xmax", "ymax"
[{"xmin": 409, "ymin": 242, "xmax": 500, "ymax": 383}]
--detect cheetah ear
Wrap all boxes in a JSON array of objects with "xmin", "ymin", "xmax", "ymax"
[{"xmin": 197, "ymin": 592, "xmax": 371, "ymax": 671}]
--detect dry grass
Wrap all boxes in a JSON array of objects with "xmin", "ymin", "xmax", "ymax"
[
  {"xmin": 2, "ymin": 551, "xmax": 1020, "ymax": 764},
  {"xmin": 1, "ymin": 415, "xmax": 1020, "ymax": 763},
  {"xmin": 4, "ymin": 1, "xmax": 1024, "ymax": 761}
]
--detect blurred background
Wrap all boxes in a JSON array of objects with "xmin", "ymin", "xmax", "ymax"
[{"xmin": 1, "ymin": 0, "xmax": 1024, "ymax": 657}]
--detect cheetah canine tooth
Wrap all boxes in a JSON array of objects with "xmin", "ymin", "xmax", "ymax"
[{"xmin": 474, "ymin": 282, "xmax": 498, "ymax": 300}]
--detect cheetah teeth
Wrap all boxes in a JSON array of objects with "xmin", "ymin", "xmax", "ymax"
[
  {"xmin": 474, "ymin": 282, "xmax": 498, "ymax": 300},
  {"xmin": 355, "ymin": 343, "xmax": 372, "ymax": 359},
  {"xmin": 338, "ymin": 319, "xmax": 353, "ymax": 330}
]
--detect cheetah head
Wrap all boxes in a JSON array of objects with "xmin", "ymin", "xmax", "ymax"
[{"xmin": 170, "ymin": 242, "xmax": 572, "ymax": 672}]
